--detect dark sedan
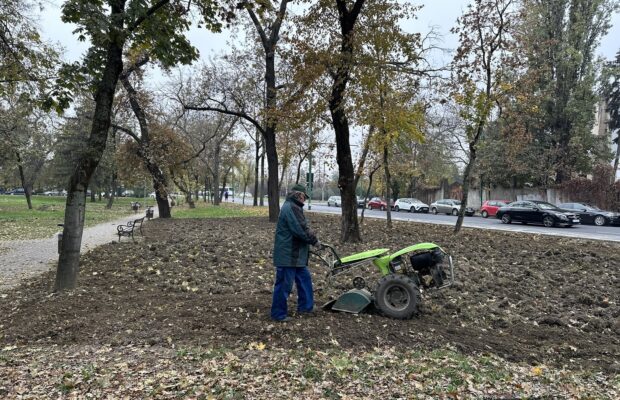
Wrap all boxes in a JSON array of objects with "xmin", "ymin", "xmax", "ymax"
[
  {"xmin": 558, "ymin": 202, "xmax": 620, "ymax": 226},
  {"xmin": 496, "ymin": 200, "xmax": 580, "ymax": 227}
]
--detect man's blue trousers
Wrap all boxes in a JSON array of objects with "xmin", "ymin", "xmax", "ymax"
[{"xmin": 271, "ymin": 266, "xmax": 314, "ymax": 321}]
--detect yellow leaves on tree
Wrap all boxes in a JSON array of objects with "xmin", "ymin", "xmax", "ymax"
[{"xmin": 116, "ymin": 123, "xmax": 193, "ymax": 185}]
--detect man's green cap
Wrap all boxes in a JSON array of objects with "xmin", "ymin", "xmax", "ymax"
[{"xmin": 291, "ymin": 183, "xmax": 309, "ymax": 199}]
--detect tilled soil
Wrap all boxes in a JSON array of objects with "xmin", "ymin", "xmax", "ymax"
[{"xmin": 0, "ymin": 215, "xmax": 618, "ymax": 373}]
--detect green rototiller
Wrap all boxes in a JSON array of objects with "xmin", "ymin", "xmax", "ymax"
[{"xmin": 311, "ymin": 243, "xmax": 454, "ymax": 319}]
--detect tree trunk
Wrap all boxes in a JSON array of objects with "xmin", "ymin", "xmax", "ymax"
[
  {"xmin": 330, "ymin": 98, "xmax": 361, "ymax": 242},
  {"xmin": 90, "ymin": 189, "xmax": 96, "ymax": 202},
  {"xmin": 612, "ymin": 134, "xmax": 619, "ymax": 184},
  {"xmin": 454, "ymin": 145, "xmax": 476, "ymax": 234},
  {"xmin": 360, "ymin": 166, "xmax": 378, "ymax": 225},
  {"xmin": 120, "ymin": 69, "xmax": 172, "ymax": 218},
  {"xmin": 295, "ymin": 156, "xmax": 305, "ymax": 184},
  {"xmin": 106, "ymin": 172, "xmax": 117, "ymax": 209},
  {"xmin": 15, "ymin": 151, "xmax": 32, "ymax": 210},
  {"xmin": 328, "ymin": 0, "xmax": 366, "ymax": 243},
  {"xmin": 254, "ymin": 137, "xmax": 260, "ymax": 206},
  {"xmin": 213, "ymin": 147, "xmax": 221, "ymax": 205},
  {"xmin": 383, "ymin": 145, "xmax": 392, "ymax": 229},
  {"xmin": 264, "ymin": 134, "xmax": 280, "ymax": 219},
  {"xmin": 186, "ymin": 191, "xmax": 195, "ymax": 208},
  {"xmin": 260, "ymin": 145, "xmax": 265, "ymax": 207},
  {"xmin": 263, "ymin": 56, "xmax": 280, "ymax": 222},
  {"xmin": 55, "ymin": 12, "xmax": 126, "ymax": 291}
]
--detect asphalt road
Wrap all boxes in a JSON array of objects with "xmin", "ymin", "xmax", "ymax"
[{"xmin": 304, "ymin": 201, "xmax": 620, "ymax": 242}]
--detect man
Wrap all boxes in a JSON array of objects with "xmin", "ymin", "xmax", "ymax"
[{"xmin": 271, "ymin": 183, "xmax": 321, "ymax": 322}]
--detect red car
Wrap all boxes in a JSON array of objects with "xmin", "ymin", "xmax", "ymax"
[
  {"xmin": 480, "ymin": 200, "xmax": 510, "ymax": 218},
  {"xmin": 367, "ymin": 197, "xmax": 388, "ymax": 210}
]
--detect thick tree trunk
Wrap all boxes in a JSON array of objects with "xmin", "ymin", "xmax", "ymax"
[
  {"xmin": 330, "ymin": 98, "xmax": 361, "ymax": 242},
  {"xmin": 263, "ymin": 46, "xmax": 280, "ymax": 221},
  {"xmin": 264, "ymin": 131, "xmax": 280, "ymax": 220},
  {"xmin": 55, "ymin": 14, "xmax": 126, "ymax": 291},
  {"xmin": 328, "ymin": 0, "xmax": 366, "ymax": 243},
  {"xmin": 146, "ymin": 164, "xmax": 171, "ymax": 217},
  {"xmin": 186, "ymin": 191, "xmax": 195, "ymax": 208}
]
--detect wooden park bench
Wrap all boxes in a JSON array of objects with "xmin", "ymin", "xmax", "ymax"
[{"xmin": 117, "ymin": 217, "xmax": 144, "ymax": 241}]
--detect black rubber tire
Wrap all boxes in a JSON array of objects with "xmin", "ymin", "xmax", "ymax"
[
  {"xmin": 395, "ymin": 206, "xmax": 400, "ymax": 212},
  {"xmin": 594, "ymin": 215, "xmax": 606, "ymax": 226},
  {"xmin": 501, "ymin": 214, "xmax": 512, "ymax": 224},
  {"xmin": 481, "ymin": 210, "xmax": 488, "ymax": 218},
  {"xmin": 451, "ymin": 208, "xmax": 458, "ymax": 216},
  {"xmin": 543, "ymin": 215, "xmax": 555, "ymax": 228},
  {"xmin": 374, "ymin": 274, "xmax": 421, "ymax": 319},
  {"xmin": 410, "ymin": 207, "xmax": 415, "ymax": 213},
  {"xmin": 431, "ymin": 207, "xmax": 438, "ymax": 215},
  {"xmin": 381, "ymin": 205, "xmax": 386, "ymax": 211}
]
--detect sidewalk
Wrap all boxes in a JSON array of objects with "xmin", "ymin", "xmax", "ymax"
[{"xmin": 0, "ymin": 212, "xmax": 155, "ymax": 292}]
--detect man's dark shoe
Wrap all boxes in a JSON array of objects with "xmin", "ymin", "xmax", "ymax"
[
  {"xmin": 298, "ymin": 306, "xmax": 318, "ymax": 316},
  {"xmin": 273, "ymin": 317, "xmax": 292, "ymax": 323}
]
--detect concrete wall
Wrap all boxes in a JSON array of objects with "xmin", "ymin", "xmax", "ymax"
[{"xmin": 464, "ymin": 187, "xmax": 576, "ymax": 208}]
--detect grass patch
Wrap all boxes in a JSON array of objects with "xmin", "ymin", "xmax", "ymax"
[
  {"xmin": 0, "ymin": 195, "xmax": 149, "ymax": 241},
  {"xmin": 173, "ymin": 201, "xmax": 269, "ymax": 219}
]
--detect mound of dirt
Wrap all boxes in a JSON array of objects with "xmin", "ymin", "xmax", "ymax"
[{"xmin": 0, "ymin": 215, "xmax": 618, "ymax": 373}]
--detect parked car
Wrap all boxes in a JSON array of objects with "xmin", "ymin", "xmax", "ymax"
[
  {"xmin": 496, "ymin": 200, "xmax": 580, "ymax": 227},
  {"xmin": 480, "ymin": 200, "xmax": 510, "ymax": 218},
  {"xmin": 558, "ymin": 202, "xmax": 620, "ymax": 226},
  {"xmin": 239, "ymin": 192, "xmax": 253, "ymax": 198},
  {"xmin": 367, "ymin": 197, "xmax": 388, "ymax": 210},
  {"xmin": 356, "ymin": 196, "xmax": 366, "ymax": 208},
  {"xmin": 393, "ymin": 198, "xmax": 429, "ymax": 213},
  {"xmin": 327, "ymin": 196, "xmax": 341, "ymax": 207},
  {"xmin": 7, "ymin": 188, "xmax": 26, "ymax": 195},
  {"xmin": 430, "ymin": 199, "xmax": 461, "ymax": 215}
]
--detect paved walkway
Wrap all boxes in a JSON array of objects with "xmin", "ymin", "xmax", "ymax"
[{"xmin": 0, "ymin": 212, "xmax": 155, "ymax": 292}]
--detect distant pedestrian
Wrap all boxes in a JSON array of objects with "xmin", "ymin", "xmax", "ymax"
[
  {"xmin": 224, "ymin": 191, "xmax": 229, "ymax": 202},
  {"xmin": 271, "ymin": 183, "xmax": 323, "ymax": 322}
]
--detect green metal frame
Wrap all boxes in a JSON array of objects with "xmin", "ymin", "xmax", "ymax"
[
  {"xmin": 313, "ymin": 242, "xmax": 453, "ymax": 289},
  {"xmin": 372, "ymin": 243, "xmax": 442, "ymax": 275}
]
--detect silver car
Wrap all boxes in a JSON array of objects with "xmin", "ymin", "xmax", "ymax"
[
  {"xmin": 327, "ymin": 196, "xmax": 341, "ymax": 207},
  {"xmin": 393, "ymin": 198, "xmax": 429, "ymax": 213},
  {"xmin": 430, "ymin": 199, "xmax": 462, "ymax": 215}
]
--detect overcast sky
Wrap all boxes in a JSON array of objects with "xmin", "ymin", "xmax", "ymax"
[{"xmin": 40, "ymin": 0, "xmax": 620, "ymax": 66}]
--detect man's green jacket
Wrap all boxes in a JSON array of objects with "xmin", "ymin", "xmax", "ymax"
[{"xmin": 273, "ymin": 195, "xmax": 318, "ymax": 267}]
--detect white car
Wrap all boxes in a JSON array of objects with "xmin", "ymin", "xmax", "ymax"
[
  {"xmin": 327, "ymin": 195, "xmax": 341, "ymax": 207},
  {"xmin": 393, "ymin": 198, "xmax": 430, "ymax": 213},
  {"xmin": 239, "ymin": 192, "xmax": 253, "ymax": 198}
]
